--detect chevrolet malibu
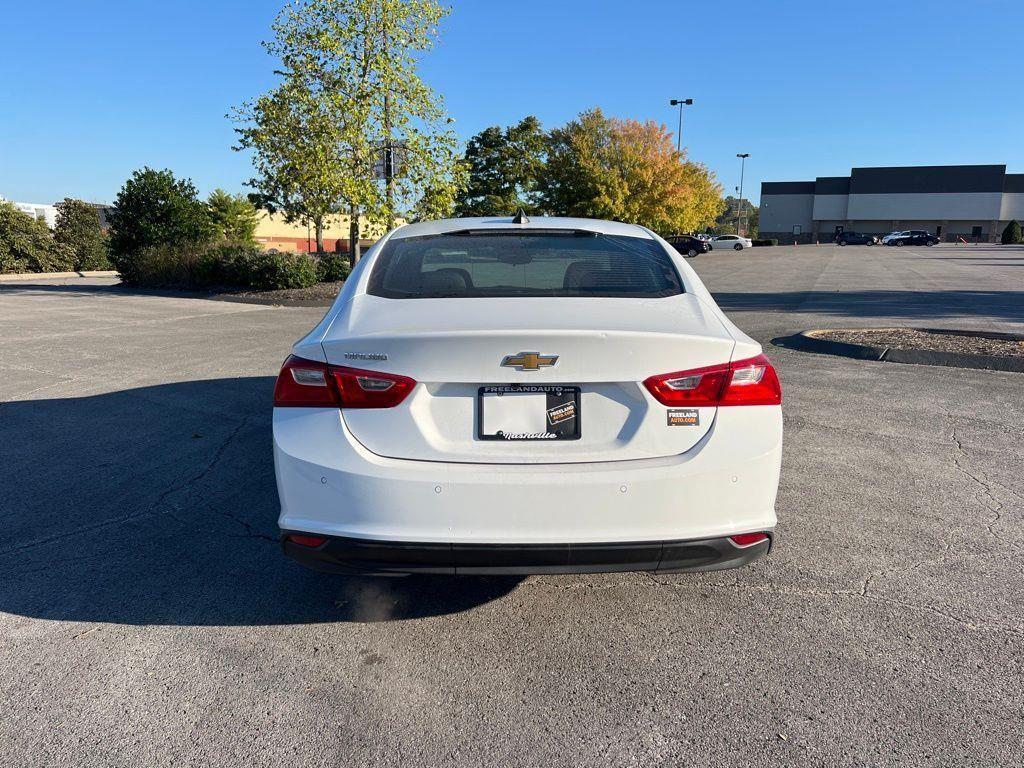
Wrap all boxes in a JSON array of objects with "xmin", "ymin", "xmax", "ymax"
[{"xmin": 273, "ymin": 216, "xmax": 783, "ymax": 575}]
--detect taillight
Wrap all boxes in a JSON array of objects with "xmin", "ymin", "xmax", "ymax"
[
  {"xmin": 719, "ymin": 354, "xmax": 782, "ymax": 406},
  {"xmin": 329, "ymin": 365, "xmax": 416, "ymax": 409},
  {"xmin": 643, "ymin": 354, "xmax": 781, "ymax": 407},
  {"xmin": 286, "ymin": 534, "xmax": 328, "ymax": 548},
  {"xmin": 643, "ymin": 361, "xmax": 731, "ymax": 407},
  {"xmin": 273, "ymin": 355, "xmax": 416, "ymax": 408},
  {"xmin": 274, "ymin": 356, "xmax": 337, "ymax": 407},
  {"xmin": 729, "ymin": 532, "xmax": 769, "ymax": 547}
]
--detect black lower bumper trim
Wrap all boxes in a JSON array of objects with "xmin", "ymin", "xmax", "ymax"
[{"xmin": 281, "ymin": 532, "xmax": 772, "ymax": 576}]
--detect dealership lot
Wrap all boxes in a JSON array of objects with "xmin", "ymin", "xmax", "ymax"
[{"xmin": 1, "ymin": 244, "xmax": 1022, "ymax": 767}]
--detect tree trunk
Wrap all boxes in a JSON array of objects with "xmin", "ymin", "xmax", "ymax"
[
  {"xmin": 348, "ymin": 206, "xmax": 361, "ymax": 267},
  {"xmin": 314, "ymin": 219, "xmax": 325, "ymax": 255}
]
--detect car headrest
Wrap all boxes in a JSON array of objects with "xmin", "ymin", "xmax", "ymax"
[
  {"xmin": 421, "ymin": 268, "xmax": 471, "ymax": 294},
  {"xmin": 577, "ymin": 270, "xmax": 619, "ymax": 291},
  {"xmin": 562, "ymin": 260, "xmax": 604, "ymax": 290}
]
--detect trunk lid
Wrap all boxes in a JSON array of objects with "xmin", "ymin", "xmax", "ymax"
[{"xmin": 322, "ymin": 294, "xmax": 736, "ymax": 463}]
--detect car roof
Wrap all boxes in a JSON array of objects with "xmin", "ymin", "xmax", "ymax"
[{"xmin": 389, "ymin": 216, "xmax": 655, "ymax": 240}]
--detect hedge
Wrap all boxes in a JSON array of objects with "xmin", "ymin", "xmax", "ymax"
[
  {"xmin": 315, "ymin": 253, "xmax": 351, "ymax": 283},
  {"xmin": 121, "ymin": 242, "xmax": 319, "ymax": 290},
  {"xmin": 752, "ymin": 239, "xmax": 778, "ymax": 247},
  {"xmin": 0, "ymin": 202, "xmax": 76, "ymax": 274}
]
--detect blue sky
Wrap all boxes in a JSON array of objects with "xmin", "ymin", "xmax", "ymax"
[{"xmin": 3, "ymin": 0, "xmax": 1022, "ymax": 205}]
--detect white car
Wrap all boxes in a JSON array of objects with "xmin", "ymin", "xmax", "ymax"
[
  {"xmin": 710, "ymin": 234, "xmax": 753, "ymax": 250},
  {"xmin": 273, "ymin": 216, "xmax": 783, "ymax": 575},
  {"xmin": 881, "ymin": 231, "xmax": 906, "ymax": 244}
]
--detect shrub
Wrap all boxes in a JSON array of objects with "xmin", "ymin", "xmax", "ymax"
[
  {"xmin": 315, "ymin": 253, "xmax": 351, "ymax": 283},
  {"xmin": 107, "ymin": 168, "xmax": 215, "ymax": 276},
  {"xmin": 123, "ymin": 243, "xmax": 213, "ymax": 287},
  {"xmin": 54, "ymin": 198, "xmax": 111, "ymax": 270},
  {"xmin": 1001, "ymin": 220, "xmax": 1022, "ymax": 245},
  {"xmin": 752, "ymin": 238, "xmax": 778, "ymax": 247},
  {"xmin": 208, "ymin": 189, "xmax": 259, "ymax": 245},
  {"xmin": 0, "ymin": 202, "xmax": 76, "ymax": 274},
  {"xmin": 125, "ymin": 242, "xmax": 317, "ymax": 290},
  {"xmin": 220, "ymin": 247, "xmax": 318, "ymax": 290}
]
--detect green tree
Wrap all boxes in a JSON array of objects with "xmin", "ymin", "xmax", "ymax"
[
  {"xmin": 208, "ymin": 189, "xmax": 259, "ymax": 244},
  {"xmin": 234, "ymin": 0, "xmax": 463, "ymax": 261},
  {"xmin": 538, "ymin": 108, "xmax": 725, "ymax": 233},
  {"xmin": 233, "ymin": 78, "xmax": 348, "ymax": 255},
  {"xmin": 715, "ymin": 196, "xmax": 759, "ymax": 236},
  {"xmin": 1001, "ymin": 220, "xmax": 1022, "ymax": 245},
  {"xmin": 455, "ymin": 116, "xmax": 546, "ymax": 216},
  {"xmin": 54, "ymin": 198, "xmax": 110, "ymax": 270},
  {"xmin": 107, "ymin": 168, "xmax": 215, "ymax": 277},
  {"xmin": 0, "ymin": 202, "xmax": 75, "ymax": 274}
]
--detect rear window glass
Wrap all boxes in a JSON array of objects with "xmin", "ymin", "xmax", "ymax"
[{"xmin": 367, "ymin": 231, "xmax": 683, "ymax": 299}]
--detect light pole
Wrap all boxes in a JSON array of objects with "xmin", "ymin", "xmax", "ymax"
[
  {"xmin": 669, "ymin": 99, "xmax": 693, "ymax": 153},
  {"xmin": 735, "ymin": 153, "xmax": 750, "ymax": 234}
]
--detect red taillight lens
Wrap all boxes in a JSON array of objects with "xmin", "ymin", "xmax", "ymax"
[
  {"xmin": 719, "ymin": 354, "xmax": 782, "ymax": 406},
  {"xmin": 273, "ymin": 356, "xmax": 416, "ymax": 408},
  {"xmin": 329, "ymin": 365, "xmax": 416, "ymax": 409},
  {"xmin": 274, "ymin": 356, "xmax": 338, "ymax": 407},
  {"xmin": 643, "ymin": 362, "xmax": 731, "ymax": 407},
  {"xmin": 643, "ymin": 353, "xmax": 781, "ymax": 407},
  {"xmin": 729, "ymin": 532, "xmax": 769, "ymax": 547},
  {"xmin": 286, "ymin": 534, "xmax": 328, "ymax": 548}
]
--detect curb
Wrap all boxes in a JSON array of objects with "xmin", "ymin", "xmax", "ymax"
[
  {"xmin": 0, "ymin": 270, "xmax": 119, "ymax": 282},
  {"xmin": 771, "ymin": 328, "xmax": 1024, "ymax": 373}
]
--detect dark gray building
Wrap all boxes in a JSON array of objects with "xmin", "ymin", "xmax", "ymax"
[{"xmin": 760, "ymin": 164, "xmax": 1024, "ymax": 243}]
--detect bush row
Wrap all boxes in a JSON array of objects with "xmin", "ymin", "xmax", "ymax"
[
  {"xmin": 119, "ymin": 243, "xmax": 349, "ymax": 291},
  {"xmin": 0, "ymin": 199, "xmax": 114, "ymax": 274},
  {"xmin": 752, "ymin": 238, "xmax": 778, "ymax": 247}
]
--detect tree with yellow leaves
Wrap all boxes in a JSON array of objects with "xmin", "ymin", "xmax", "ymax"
[{"xmin": 538, "ymin": 108, "xmax": 724, "ymax": 234}]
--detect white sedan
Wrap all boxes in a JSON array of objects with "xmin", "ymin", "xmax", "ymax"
[
  {"xmin": 273, "ymin": 216, "xmax": 783, "ymax": 575},
  {"xmin": 709, "ymin": 234, "xmax": 753, "ymax": 250}
]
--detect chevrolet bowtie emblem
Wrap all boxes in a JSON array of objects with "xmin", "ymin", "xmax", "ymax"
[{"xmin": 501, "ymin": 352, "xmax": 558, "ymax": 371}]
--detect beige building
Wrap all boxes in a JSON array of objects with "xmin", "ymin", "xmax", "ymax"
[{"xmin": 253, "ymin": 211, "xmax": 394, "ymax": 253}]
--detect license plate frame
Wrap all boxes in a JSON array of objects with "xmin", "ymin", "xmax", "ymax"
[{"xmin": 477, "ymin": 384, "xmax": 581, "ymax": 441}]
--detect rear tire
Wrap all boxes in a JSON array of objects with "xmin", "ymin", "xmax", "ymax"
[
  {"xmin": 734, "ymin": 243, "xmax": 743, "ymax": 251},
  {"xmin": 926, "ymin": 240, "xmax": 936, "ymax": 247},
  {"xmin": 839, "ymin": 240, "xmax": 847, "ymax": 246},
  {"xmin": 895, "ymin": 240, "xmax": 904, "ymax": 247}
]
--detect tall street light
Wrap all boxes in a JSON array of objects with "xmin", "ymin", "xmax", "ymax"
[
  {"xmin": 669, "ymin": 99, "xmax": 694, "ymax": 154},
  {"xmin": 736, "ymin": 153, "xmax": 750, "ymax": 234}
]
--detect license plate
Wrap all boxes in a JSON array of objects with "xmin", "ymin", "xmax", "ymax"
[{"xmin": 477, "ymin": 385, "xmax": 581, "ymax": 441}]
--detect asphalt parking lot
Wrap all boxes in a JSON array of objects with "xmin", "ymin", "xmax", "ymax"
[{"xmin": 2, "ymin": 243, "xmax": 1022, "ymax": 767}]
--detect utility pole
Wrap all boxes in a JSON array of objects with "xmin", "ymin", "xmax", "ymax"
[
  {"xmin": 669, "ymin": 99, "xmax": 693, "ymax": 154},
  {"xmin": 736, "ymin": 153, "xmax": 750, "ymax": 235}
]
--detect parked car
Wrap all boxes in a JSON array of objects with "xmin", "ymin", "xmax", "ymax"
[
  {"xmin": 836, "ymin": 231, "xmax": 879, "ymax": 246},
  {"xmin": 273, "ymin": 216, "xmax": 783, "ymax": 576},
  {"xmin": 709, "ymin": 234, "xmax": 753, "ymax": 251},
  {"xmin": 665, "ymin": 234, "xmax": 710, "ymax": 257},
  {"xmin": 885, "ymin": 230, "xmax": 939, "ymax": 247}
]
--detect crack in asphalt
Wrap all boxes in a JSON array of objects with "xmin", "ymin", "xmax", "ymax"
[
  {"xmin": 0, "ymin": 415, "xmax": 277, "ymax": 558},
  {"xmin": 948, "ymin": 418, "xmax": 1009, "ymax": 541}
]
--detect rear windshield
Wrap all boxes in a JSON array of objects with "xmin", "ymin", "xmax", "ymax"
[{"xmin": 367, "ymin": 231, "xmax": 684, "ymax": 299}]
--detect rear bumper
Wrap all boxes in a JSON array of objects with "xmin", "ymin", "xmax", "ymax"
[
  {"xmin": 274, "ymin": 406, "xmax": 782, "ymax": 545},
  {"xmin": 281, "ymin": 531, "xmax": 773, "ymax": 575}
]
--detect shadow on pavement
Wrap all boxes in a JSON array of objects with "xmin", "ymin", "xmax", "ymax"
[
  {"xmin": 712, "ymin": 289, "xmax": 1024, "ymax": 323},
  {"xmin": 0, "ymin": 377, "xmax": 520, "ymax": 626}
]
